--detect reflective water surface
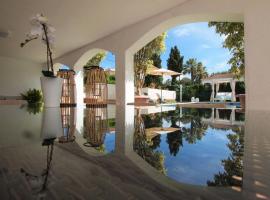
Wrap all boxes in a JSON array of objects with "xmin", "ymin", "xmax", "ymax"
[
  {"xmin": 0, "ymin": 104, "xmax": 269, "ymax": 200},
  {"xmin": 134, "ymin": 107, "xmax": 244, "ymax": 186}
]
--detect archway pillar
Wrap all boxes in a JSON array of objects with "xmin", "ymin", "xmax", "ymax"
[
  {"xmin": 114, "ymin": 50, "xmax": 135, "ymax": 155},
  {"xmin": 115, "ymin": 50, "xmax": 134, "ymax": 106}
]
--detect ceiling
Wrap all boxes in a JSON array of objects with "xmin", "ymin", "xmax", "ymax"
[{"xmin": 0, "ymin": 0, "xmax": 188, "ymax": 63}]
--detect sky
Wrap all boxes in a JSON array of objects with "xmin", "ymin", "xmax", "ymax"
[{"xmin": 100, "ymin": 22, "xmax": 231, "ymax": 75}]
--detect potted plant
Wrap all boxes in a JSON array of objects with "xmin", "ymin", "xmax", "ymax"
[{"xmin": 21, "ymin": 14, "xmax": 63, "ymax": 107}]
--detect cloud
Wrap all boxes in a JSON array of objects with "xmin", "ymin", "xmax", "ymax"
[
  {"xmin": 201, "ymin": 44, "xmax": 211, "ymax": 49},
  {"xmin": 173, "ymin": 28, "xmax": 191, "ymax": 37},
  {"xmin": 171, "ymin": 23, "xmax": 225, "ymax": 48},
  {"xmin": 208, "ymin": 61, "xmax": 230, "ymax": 73}
]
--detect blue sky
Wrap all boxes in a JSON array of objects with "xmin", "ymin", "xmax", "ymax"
[{"xmin": 100, "ymin": 22, "xmax": 231, "ymax": 75}]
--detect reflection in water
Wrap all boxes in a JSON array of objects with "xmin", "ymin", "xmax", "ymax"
[
  {"xmin": 58, "ymin": 107, "xmax": 76, "ymax": 143},
  {"xmin": 21, "ymin": 102, "xmax": 44, "ymax": 115},
  {"xmin": 21, "ymin": 138, "xmax": 55, "ymax": 198},
  {"xmin": 83, "ymin": 106, "xmax": 109, "ymax": 153},
  {"xmin": 20, "ymin": 107, "xmax": 77, "ymax": 197},
  {"xmin": 133, "ymin": 109, "xmax": 166, "ymax": 174},
  {"xmin": 207, "ymin": 126, "xmax": 244, "ymax": 187},
  {"xmin": 134, "ymin": 107, "xmax": 245, "ymax": 186}
]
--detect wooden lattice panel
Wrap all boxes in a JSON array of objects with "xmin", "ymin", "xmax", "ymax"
[
  {"xmin": 84, "ymin": 66, "xmax": 108, "ymax": 105},
  {"xmin": 57, "ymin": 70, "xmax": 76, "ymax": 106},
  {"xmin": 83, "ymin": 106, "xmax": 108, "ymax": 147}
]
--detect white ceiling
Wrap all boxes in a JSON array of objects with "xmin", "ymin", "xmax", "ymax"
[{"xmin": 0, "ymin": 0, "xmax": 188, "ymax": 63}]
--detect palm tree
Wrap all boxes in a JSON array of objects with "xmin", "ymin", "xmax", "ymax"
[
  {"xmin": 183, "ymin": 58, "xmax": 197, "ymax": 83},
  {"xmin": 183, "ymin": 59, "xmax": 208, "ymax": 84}
]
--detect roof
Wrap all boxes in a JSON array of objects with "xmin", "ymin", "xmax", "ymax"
[
  {"xmin": 203, "ymin": 73, "xmax": 234, "ymax": 80},
  {"xmin": 201, "ymin": 73, "xmax": 244, "ymax": 84}
]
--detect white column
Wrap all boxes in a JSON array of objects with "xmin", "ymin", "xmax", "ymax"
[
  {"xmin": 179, "ymin": 84, "xmax": 183, "ymax": 102},
  {"xmin": 115, "ymin": 50, "xmax": 135, "ymax": 155},
  {"xmin": 245, "ymin": 0, "xmax": 270, "ymax": 110},
  {"xmin": 115, "ymin": 105, "xmax": 135, "ymax": 155},
  {"xmin": 216, "ymin": 82, "xmax": 220, "ymax": 95},
  {"xmin": 211, "ymin": 82, "xmax": 215, "ymax": 102},
  {"xmin": 230, "ymin": 80, "xmax": 236, "ymax": 102},
  {"xmin": 115, "ymin": 50, "xmax": 134, "ymax": 105},
  {"xmin": 75, "ymin": 70, "xmax": 85, "ymax": 106}
]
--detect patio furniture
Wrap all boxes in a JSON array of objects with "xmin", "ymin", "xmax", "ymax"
[
  {"xmin": 135, "ymin": 95, "xmax": 149, "ymax": 105},
  {"xmin": 147, "ymin": 68, "xmax": 180, "ymax": 103},
  {"xmin": 214, "ymin": 92, "xmax": 232, "ymax": 102},
  {"xmin": 202, "ymin": 73, "xmax": 244, "ymax": 102}
]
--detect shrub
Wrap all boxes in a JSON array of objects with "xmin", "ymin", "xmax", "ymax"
[{"xmin": 21, "ymin": 89, "xmax": 43, "ymax": 104}]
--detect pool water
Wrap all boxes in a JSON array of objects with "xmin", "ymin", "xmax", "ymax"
[
  {"xmin": 0, "ymin": 104, "xmax": 245, "ymax": 199},
  {"xmin": 133, "ymin": 107, "xmax": 244, "ymax": 186}
]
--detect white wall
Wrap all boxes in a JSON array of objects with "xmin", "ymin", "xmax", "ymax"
[
  {"xmin": 0, "ymin": 56, "xmax": 41, "ymax": 96},
  {"xmin": 107, "ymin": 84, "xmax": 176, "ymax": 101},
  {"xmin": 108, "ymin": 84, "xmax": 116, "ymax": 100},
  {"xmin": 142, "ymin": 88, "xmax": 176, "ymax": 101},
  {"xmin": 244, "ymin": 0, "xmax": 270, "ymax": 111}
]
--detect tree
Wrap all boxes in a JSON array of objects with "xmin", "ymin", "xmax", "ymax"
[
  {"xmin": 209, "ymin": 22, "xmax": 244, "ymax": 77},
  {"xmin": 144, "ymin": 53, "xmax": 163, "ymax": 88},
  {"xmin": 167, "ymin": 46, "xmax": 184, "ymax": 85},
  {"xmin": 183, "ymin": 58, "xmax": 208, "ymax": 84},
  {"xmin": 134, "ymin": 33, "xmax": 167, "ymax": 95},
  {"xmin": 194, "ymin": 62, "xmax": 208, "ymax": 84},
  {"xmin": 183, "ymin": 58, "xmax": 197, "ymax": 83},
  {"xmin": 84, "ymin": 51, "xmax": 107, "ymax": 68}
]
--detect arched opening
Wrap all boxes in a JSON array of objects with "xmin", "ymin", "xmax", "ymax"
[
  {"xmin": 72, "ymin": 48, "xmax": 116, "ymax": 155},
  {"xmin": 127, "ymin": 13, "xmax": 243, "ymax": 105},
  {"xmin": 126, "ymin": 13, "xmax": 245, "ymax": 188}
]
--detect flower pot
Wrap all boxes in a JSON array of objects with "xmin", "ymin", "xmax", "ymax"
[
  {"xmin": 40, "ymin": 76, "xmax": 63, "ymax": 107},
  {"xmin": 41, "ymin": 107, "xmax": 62, "ymax": 140},
  {"xmin": 238, "ymin": 94, "xmax": 246, "ymax": 109}
]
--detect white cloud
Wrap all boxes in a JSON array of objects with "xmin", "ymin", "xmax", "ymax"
[
  {"xmin": 172, "ymin": 23, "xmax": 225, "ymax": 48},
  {"xmin": 201, "ymin": 44, "xmax": 211, "ymax": 49},
  {"xmin": 208, "ymin": 61, "xmax": 230, "ymax": 73},
  {"xmin": 173, "ymin": 28, "xmax": 190, "ymax": 37}
]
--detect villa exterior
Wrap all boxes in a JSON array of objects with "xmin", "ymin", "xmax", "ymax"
[{"xmin": 1, "ymin": 0, "xmax": 270, "ymax": 199}]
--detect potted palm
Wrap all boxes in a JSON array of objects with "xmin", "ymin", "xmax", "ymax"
[{"xmin": 21, "ymin": 14, "xmax": 63, "ymax": 107}]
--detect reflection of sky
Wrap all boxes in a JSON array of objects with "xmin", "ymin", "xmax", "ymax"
[
  {"xmin": 155, "ymin": 127, "xmax": 235, "ymax": 185},
  {"xmin": 104, "ymin": 131, "xmax": 115, "ymax": 153}
]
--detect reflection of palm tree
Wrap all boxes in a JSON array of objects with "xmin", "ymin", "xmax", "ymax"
[
  {"xmin": 20, "ymin": 138, "xmax": 55, "ymax": 196},
  {"xmin": 166, "ymin": 114, "xmax": 183, "ymax": 156},
  {"xmin": 182, "ymin": 116, "xmax": 208, "ymax": 144},
  {"xmin": 207, "ymin": 127, "xmax": 244, "ymax": 186},
  {"xmin": 166, "ymin": 130, "xmax": 182, "ymax": 156}
]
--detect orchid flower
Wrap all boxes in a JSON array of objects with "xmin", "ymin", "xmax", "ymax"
[{"xmin": 21, "ymin": 14, "xmax": 56, "ymax": 74}]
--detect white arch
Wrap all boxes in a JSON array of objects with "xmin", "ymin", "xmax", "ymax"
[{"xmin": 127, "ymin": 13, "xmax": 243, "ymax": 56}]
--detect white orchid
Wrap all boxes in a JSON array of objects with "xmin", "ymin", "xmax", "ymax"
[{"xmin": 21, "ymin": 14, "xmax": 56, "ymax": 75}]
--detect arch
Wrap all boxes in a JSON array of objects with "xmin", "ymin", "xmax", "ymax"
[
  {"xmin": 127, "ymin": 13, "xmax": 243, "ymax": 55},
  {"xmin": 73, "ymin": 48, "xmax": 113, "ymax": 72},
  {"xmin": 53, "ymin": 62, "xmax": 70, "ymax": 72}
]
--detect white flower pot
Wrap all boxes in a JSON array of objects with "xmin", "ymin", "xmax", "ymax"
[
  {"xmin": 41, "ymin": 107, "xmax": 62, "ymax": 140},
  {"xmin": 40, "ymin": 76, "xmax": 63, "ymax": 107}
]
